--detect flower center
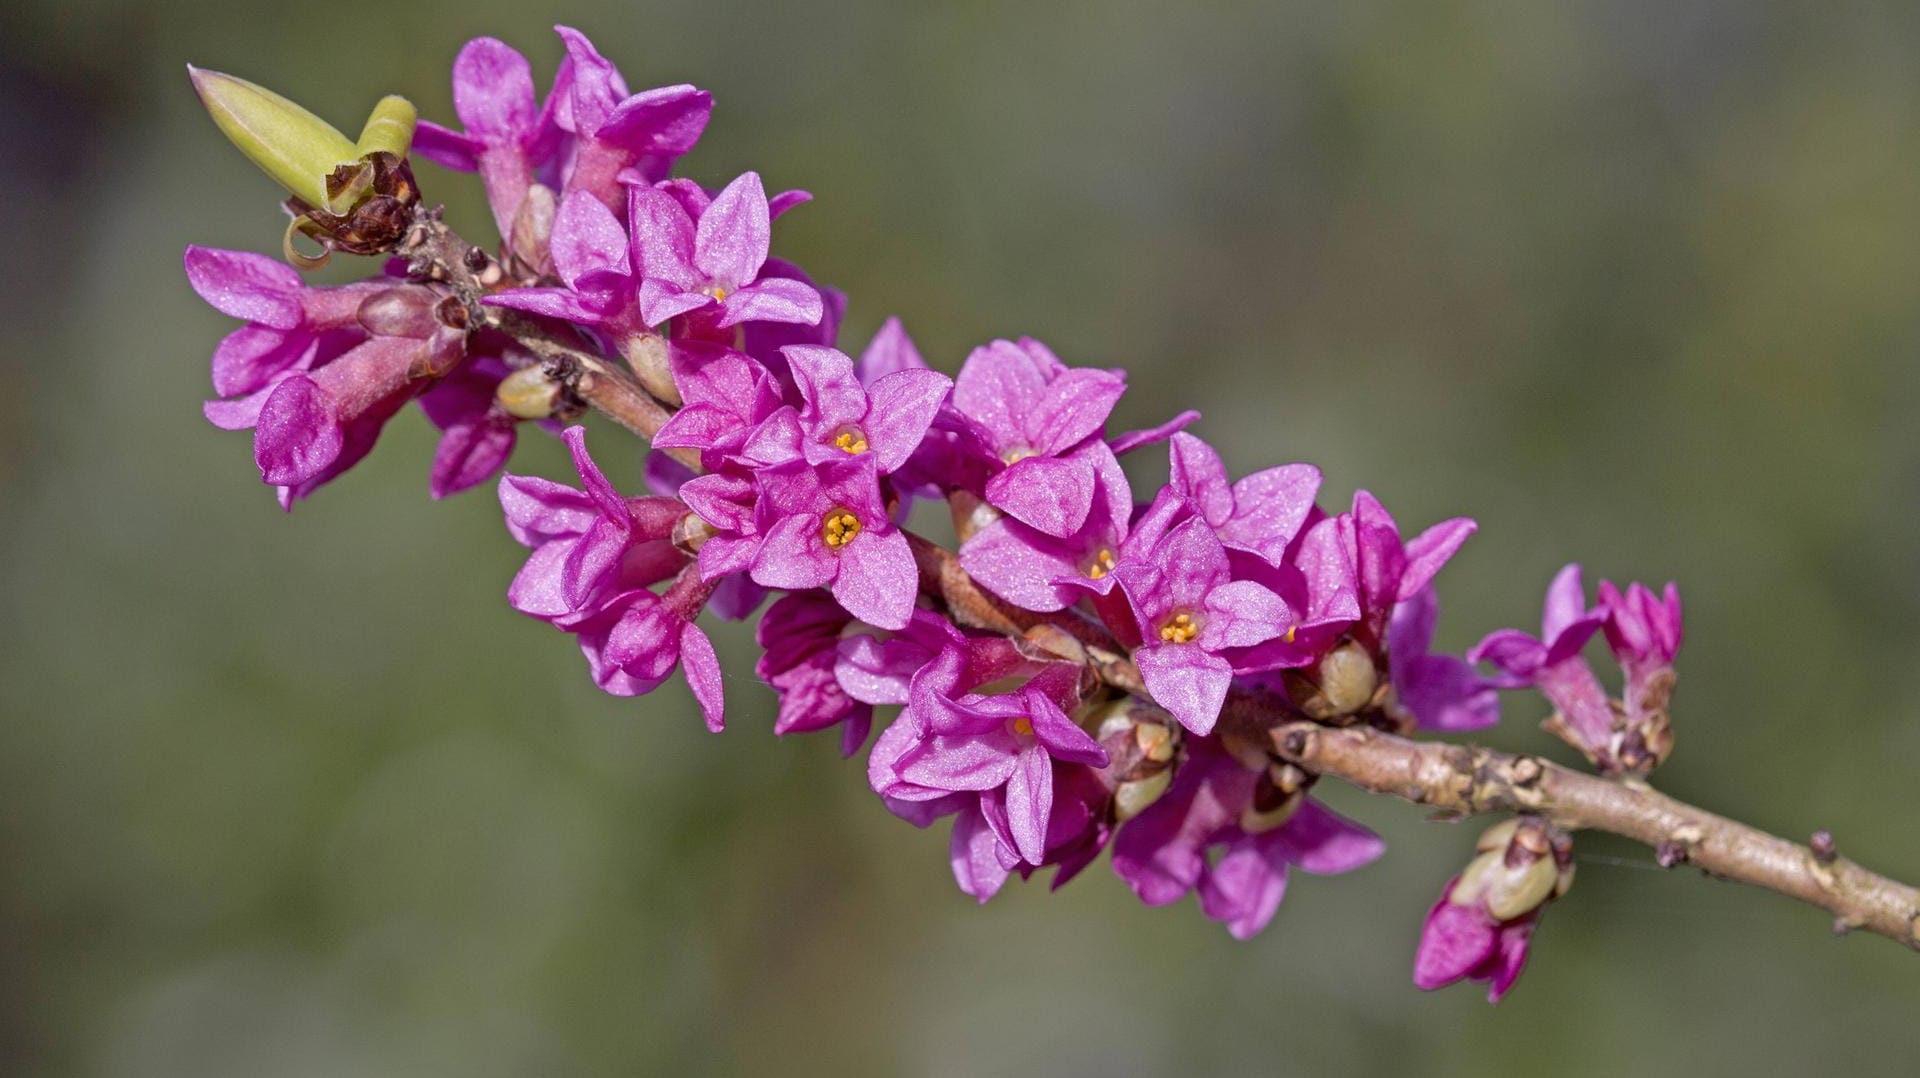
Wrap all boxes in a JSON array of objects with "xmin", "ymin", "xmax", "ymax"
[
  {"xmin": 1158, "ymin": 612, "xmax": 1199, "ymax": 644},
  {"xmin": 1002, "ymin": 446, "xmax": 1038, "ymax": 465},
  {"xmin": 1085, "ymin": 548, "xmax": 1116, "ymax": 580},
  {"xmin": 822, "ymin": 509, "xmax": 862, "ymax": 549},
  {"xmin": 833, "ymin": 428, "xmax": 870, "ymax": 455},
  {"xmin": 705, "ymin": 284, "xmax": 729, "ymax": 302},
  {"xmin": 1010, "ymin": 716, "xmax": 1034, "ymax": 737}
]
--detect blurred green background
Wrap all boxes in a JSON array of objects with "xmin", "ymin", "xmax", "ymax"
[{"xmin": 4, "ymin": 2, "xmax": 1919, "ymax": 1075}]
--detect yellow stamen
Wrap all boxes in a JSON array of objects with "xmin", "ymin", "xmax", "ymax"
[
  {"xmin": 822, "ymin": 510, "xmax": 862, "ymax": 549},
  {"xmin": 1086, "ymin": 548, "xmax": 1115, "ymax": 580},
  {"xmin": 708, "ymin": 285, "xmax": 729, "ymax": 302},
  {"xmin": 1284, "ymin": 625, "xmax": 1297, "ymax": 644},
  {"xmin": 1012, "ymin": 717, "xmax": 1034, "ymax": 736},
  {"xmin": 1158, "ymin": 612, "xmax": 1198, "ymax": 644},
  {"xmin": 834, "ymin": 430, "xmax": 870, "ymax": 454}
]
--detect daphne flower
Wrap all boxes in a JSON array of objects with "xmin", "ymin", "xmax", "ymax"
[
  {"xmin": 947, "ymin": 337, "xmax": 1127, "ymax": 537},
  {"xmin": 754, "ymin": 590, "xmax": 873, "ymax": 755},
  {"xmin": 784, "ymin": 344, "xmax": 951, "ymax": 472},
  {"xmin": 1414, "ymin": 818, "xmax": 1573, "ymax": 1003},
  {"xmin": 410, "ymin": 36, "xmax": 565, "ymax": 240},
  {"xmin": 1112, "ymin": 515, "xmax": 1294, "ymax": 735},
  {"xmin": 1470, "ymin": 564, "xmax": 1612, "ymax": 761},
  {"xmin": 483, "ymin": 188, "xmax": 648, "ymax": 337},
  {"xmin": 1387, "ymin": 584, "xmax": 1501, "ymax": 732},
  {"xmin": 1166, "ymin": 432, "xmax": 1321, "ymax": 566},
  {"xmin": 1599, "ymin": 578, "xmax": 1683, "ymax": 756},
  {"xmin": 834, "ymin": 609, "xmax": 1035, "ymax": 708},
  {"xmin": 745, "ymin": 455, "xmax": 917, "ymax": 630},
  {"xmin": 189, "ymin": 245, "xmax": 380, "ymax": 435},
  {"xmin": 550, "ymin": 26, "xmax": 711, "ymax": 211},
  {"xmin": 417, "ymin": 354, "xmax": 527, "ymax": 499},
  {"xmin": 497, "ymin": 427, "xmax": 687, "ymax": 624},
  {"xmin": 628, "ymin": 172, "xmax": 823, "ymax": 331},
  {"xmin": 498, "ymin": 427, "xmax": 723, "ymax": 728},
  {"xmin": 871, "ymin": 665, "xmax": 1107, "ymax": 865},
  {"xmin": 650, "ymin": 343, "xmax": 790, "ymax": 471},
  {"xmin": 1111, "ymin": 735, "xmax": 1383, "ymax": 939},
  {"xmin": 958, "ymin": 442, "xmax": 1134, "ymax": 612}
]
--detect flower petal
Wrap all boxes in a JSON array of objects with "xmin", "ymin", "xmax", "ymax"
[
  {"xmin": 1133, "ymin": 644, "xmax": 1231, "ymax": 735},
  {"xmin": 831, "ymin": 527, "xmax": 916, "ymax": 631},
  {"xmin": 679, "ymin": 621, "xmax": 725, "ymax": 732},
  {"xmin": 693, "ymin": 171, "xmax": 771, "ymax": 288}
]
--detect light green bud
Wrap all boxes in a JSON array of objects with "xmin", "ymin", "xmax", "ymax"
[{"xmin": 189, "ymin": 66, "xmax": 415, "ymax": 215}]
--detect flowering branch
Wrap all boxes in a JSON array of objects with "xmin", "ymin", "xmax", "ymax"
[
  {"xmin": 180, "ymin": 29, "xmax": 1920, "ymax": 1005},
  {"xmin": 1270, "ymin": 722, "xmax": 1920, "ymax": 950}
]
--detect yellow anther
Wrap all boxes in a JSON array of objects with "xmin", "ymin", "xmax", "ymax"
[
  {"xmin": 834, "ymin": 430, "xmax": 870, "ymax": 455},
  {"xmin": 708, "ymin": 285, "xmax": 729, "ymax": 302},
  {"xmin": 822, "ymin": 510, "xmax": 863, "ymax": 549},
  {"xmin": 1157, "ymin": 612, "xmax": 1199, "ymax": 644},
  {"xmin": 1012, "ymin": 717, "xmax": 1034, "ymax": 736},
  {"xmin": 1086, "ymin": 548, "xmax": 1115, "ymax": 580},
  {"xmin": 1284, "ymin": 625, "xmax": 1297, "ymax": 644}
]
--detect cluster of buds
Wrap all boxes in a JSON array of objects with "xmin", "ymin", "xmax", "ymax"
[
  {"xmin": 183, "ymin": 27, "xmax": 1685, "ymax": 1001},
  {"xmin": 1472, "ymin": 565, "xmax": 1683, "ymax": 774},
  {"xmin": 1415, "ymin": 817, "xmax": 1575, "ymax": 1002}
]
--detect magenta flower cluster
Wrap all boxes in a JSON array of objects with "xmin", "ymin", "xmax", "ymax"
[{"xmin": 185, "ymin": 28, "xmax": 1685, "ymax": 1002}]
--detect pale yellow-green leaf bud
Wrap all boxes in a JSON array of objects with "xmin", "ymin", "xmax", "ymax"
[
  {"xmin": 354, "ymin": 95, "xmax": 418, "ymax": 161},
  {"xmin": 190, "ymin": 67, "xmax": 417, "ymax": 218},
  {"xmin": 188, "ymin": 66, "xmax": 358, "ymax": 211}
]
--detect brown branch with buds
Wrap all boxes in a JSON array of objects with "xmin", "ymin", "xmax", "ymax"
[
  {"xmin": 401, "ymin": 206, "xmax": 1920, "ymax": 958},
  {"xmin": 1269, "ymin": 722, "xmax": 1920, "ymax": 950},
  {"xmin": 396, "ymin": 206, "xmax": 700, "ymax": 471}
]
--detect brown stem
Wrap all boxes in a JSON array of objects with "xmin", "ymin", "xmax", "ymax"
[
  {"xmin": 1271, "ymin": 721, "xmax": 1920, "ymax": 951},
  {"xmin": 396, "ymin": 207, "xmax": 700, "ymax": 471}
]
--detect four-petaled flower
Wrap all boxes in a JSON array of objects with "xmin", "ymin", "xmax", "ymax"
[
  {"xmin": 743, "ymin": 455, "xmax": 917, "ymax": 631},
  {"xmin": 1470, "ymin": 563, "xmax": 1612, "ymax": 755},
  {"xmin": 1112, "ymin": 516, "xmax": 1295, "ymax": 735},
  {"xmin": 872, "ymin": 664, "xmax": 1108, "ymax": 867},
  {"xmin": 947, "ymin": 338, "xmax": 1127, "ymax": 537},
  {"xmin": 628, "ymin": 172, "xmax": 824, "ymax": 331}
]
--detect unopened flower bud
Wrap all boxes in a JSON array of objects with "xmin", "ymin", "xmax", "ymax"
[
  {"xmin": 1475, "ymin": 818, "xmax": 1520, "ymax": 854},
  {"xmin": 508, "ymin": 184, "xmax": 558, "ymax": 280},
  {"xmin": 357, "ymin": 287, "xmax": 438, "ymax": 338},
  {"xmin": 1415, "ymin": 817, "xmax": 1573, "ymax": 1003},
  {"xmin": 1239, "ymin": 786, "xmax": 1302, "ymax": 834},
  {"xmin": 414, "ymin": 325, "xmax": 467, "ymax": 379},
  {"xmin": 496, "ymin": 367, "xmax": 562, "ymax": 420},
  {"xmin": 621, "ymin": 333, "xmax": 679, "ymax": 407},
  {"xmin": 1316, "ymin": 641, "xmax": 1379, "ymax": 717},
  {"xmin": 1114, "ymin": 769, "xmax": 1172, "ymax": 821},
  {"xmin": 1482, "ymin": 849, "xmax": 1560, "ymax": 922},
  {"xmin": 1134, "ymin": 720, "xmax": 1175, "ymax": 764},
  {"xmin": 1090, "ymin": 698, "xmax": 1179, "ymax": 822}
]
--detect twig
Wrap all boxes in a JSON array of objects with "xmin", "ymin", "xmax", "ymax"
[
  {"xmin": 396, "ymin": 207, "xmax": 700, "ymax": 471},
  {"xmin": 1270, "ymin": 721, "xmax": 1920, "ymax": 951}
]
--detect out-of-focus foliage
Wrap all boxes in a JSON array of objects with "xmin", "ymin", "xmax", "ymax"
[{"xmin": 4, "ymin": 3, "xmax": 1919, "ymax": 1075}]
